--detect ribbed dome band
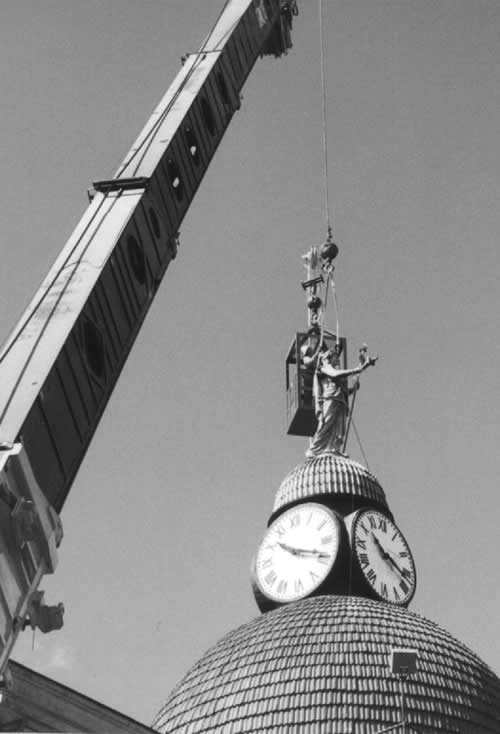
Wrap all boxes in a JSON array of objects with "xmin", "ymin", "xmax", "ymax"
[
  {"xmin": 273, "ymin": 453, "xmax": 388, "ymax": 513},
  {"xmin": 153, "ymin": 596, "xmax": 500, "ymax": 734}
]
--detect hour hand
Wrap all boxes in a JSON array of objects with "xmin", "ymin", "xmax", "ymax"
[
  {"xmin": 309, "ymin": 549, "xmax": 330, "ymax": 560},
  {"xmin": 278, "ymin": 541, "xmax": 300, "ymax": 556},
  {"xmin": 278, "ymin": 543, "xmax": 329, "ymax": 560},
  {"xmin": 372, "ymin": 535, "xmax": 405, "ymax": 575},
  {"xmin": 385, "ymin": 553, "xmax": 405, "ymax": 576}
]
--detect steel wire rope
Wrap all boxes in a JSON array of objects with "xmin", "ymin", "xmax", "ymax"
[
  {"xmin": 318, "ymin": 2, "xmax": 359, "ymax": 595},
  {"xmin": 0, "ymin": 193, "xmax": 122, "ymax": 425},
  {"xmin": 312, "ymin": 267, "xmax": 330, "ymax": 374},
  {"xmin": 0, "ymin": 1, "xmax": 234, "ymax": 415},
  {"xmin": 316, "ymin": 0, "xmax": 341, "ymax": 349},
  {"xmin": 0, "ymin": 193, "xmax": 111, "ymax": 366},
  {"xmin": 351, "ymin": 417, "xmax": 370, "ymax": 472},
  {"xmin": 316, "ymin": 0, "xmax": 372, "ymax": 594},
  {"xmin": 115, "ymin": 0, "xmax": 234, "ymax": 179},
  {"xmin": 318, "ymin": 0, "xmax": 333, "ymax": 241},
  {"xmin": 116, "ymin": 53, "xmax": 207, "ymax": 178},
  {"xmin": 329, "ymin": 272, "xmax": 340, "ymax": 346}
]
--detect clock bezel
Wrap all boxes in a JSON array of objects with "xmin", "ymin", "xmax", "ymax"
[
  {"xmin": 349, "ymin": 508, "xmax": 417, "ymax": 607},
  {"xmin": 253, "ymin": 502, "xmax": 343, "ymax": 607}
]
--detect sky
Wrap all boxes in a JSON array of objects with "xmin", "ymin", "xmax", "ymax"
[{"xmin": 1, "ymin": 0, "xmax": 500, "ymax": 726}]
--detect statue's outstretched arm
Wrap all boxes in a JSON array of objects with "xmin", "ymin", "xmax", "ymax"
[{"xmin": 320, "ymin": 356, "xmax": 377, "ymax": 380}]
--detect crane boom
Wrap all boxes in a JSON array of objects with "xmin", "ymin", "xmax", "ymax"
[{"xmin": 0, "ymin": 0, "xmax": 297, "ymax": 679}]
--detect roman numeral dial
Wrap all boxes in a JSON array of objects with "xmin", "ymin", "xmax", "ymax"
[
  {"xmin": 255, "ymin": 503, "xmax": 341, "ymax": 604},
  {"xmin": 352, "ymin": 509, "xmax": 416, "ymax": 606}
]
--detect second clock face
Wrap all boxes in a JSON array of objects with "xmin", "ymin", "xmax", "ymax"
[
  {"xmin": 255, "ymin": 503, "xmax": 341, "ymax": 603},
  {"xmin": 353, "ymin": 509, "xmax": 416, "ymax": 606}
]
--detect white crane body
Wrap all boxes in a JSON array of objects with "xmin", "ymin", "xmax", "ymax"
[{"xmin": 0, "ymin": 0, "xmax": 297, "ymax": 679}]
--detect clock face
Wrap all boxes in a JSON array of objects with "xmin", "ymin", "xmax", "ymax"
[
  {"xmin": 255, "ymin": 503, "xmax": 341, "ymax": 603},
  {"xmin": 353, "ymin": 509, "xmax": 416, "ymax": 606}
]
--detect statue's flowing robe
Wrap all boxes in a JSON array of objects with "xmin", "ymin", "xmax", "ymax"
[{"xmin": 306, "ymin": 368, "xmax": 348, "ymax": 456}]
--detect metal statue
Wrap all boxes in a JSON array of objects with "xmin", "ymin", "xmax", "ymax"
[{"xmin": 303, "ymin": 342, "xmax": 377, "ymax": 457}]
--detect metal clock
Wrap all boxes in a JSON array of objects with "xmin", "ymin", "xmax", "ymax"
[
  {"xmin": 254, "ymin": 503, "xmax": 341, "ymax": 604},
  {"xmin": 351, "ymin": 508, "xmax": 416, "ymax": 606}
]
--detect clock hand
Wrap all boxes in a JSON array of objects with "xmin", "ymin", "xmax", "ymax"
[
  {"xmin": 372, "ymin": 534, "xmax": 406, "ymax": 576},
  {"xmin": 292, "ymin": 546, "xmax": 320, "ymax": 557},
  {"xmin": 385, "ymin": 553, "xmax": 406, "ymax": 576},
  {"xmin": 372, "ymin": 534, "xmax": 388, "ymax": 558},
  {"xmin": 278, "ymin": 542, "xmax": 300, "ymax": 557},
  {"xmin": 308, "ymin": 549, "xmax": 330, "ymax": 559},
  {"xmin": 278, "ymin": 543, "xmax": 329, "ymax": 559}
]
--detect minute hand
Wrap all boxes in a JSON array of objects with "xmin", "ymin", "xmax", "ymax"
[
  {"xmin": 278, "ymin": 543, "xmax": 329, "ymax": 559},
  {"xmin": 372, "ymin": 535, "xmax": 405, "ymax": 575},
  {"xmin": 385, "ymin": 553, "xmax": 406, "ymax": 576}
]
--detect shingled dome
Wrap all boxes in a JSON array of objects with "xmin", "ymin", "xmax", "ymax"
[
  {"xmin": 273, "ymin": 452, "xmax": 388, "ymax": 514},
  {"xmin": 153, "ymin": 596, "xmax": 500, "ymax": 733}
]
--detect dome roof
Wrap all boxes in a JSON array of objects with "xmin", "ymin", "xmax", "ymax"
[
  {"xmin": 153, "ymin": 596, "xmax": 500, "ymax": 734},
  {"xmin": 273, "ymin": 452, "xmax": 388, "ymax": 514}
]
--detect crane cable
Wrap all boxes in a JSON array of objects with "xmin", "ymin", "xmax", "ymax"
[
  {"xmin": 329, "ymin": 273, "xmax": 340, "ymax": 348},
  {"xmin": 117, "ymin": 0, "xmax": 234, "ymax": 178},
  {"xmin": 317, "ymin": 0, "xmax": 369, "ymax": 470},
  {"xmin": 316, "ymin": 269, "xmax": 339, "ymax": 348},
  {"xmin": 0, "ymin": 194, "xmax": 113, "ymax": 367},
  {"xmin": 317, "ymin": 1, "xmax": 371, "ymax": 597},
  {"xmin": 0, "ymin": 2, "xmax": 235, "ymax": 377},
  {"xmin": 317, "ymin": 0, "xmax": 340, "ymax": 344},
  {"xmin": 319, "ymin": 0, "xmax": 333, "ymax": 243},
  {"xmin": 0, "ymin": 195, "xmax": 123, "ymax": 424},
  {"xmin": 351, "ymin": 418, "xmax": 371, "ymax": 472}
]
